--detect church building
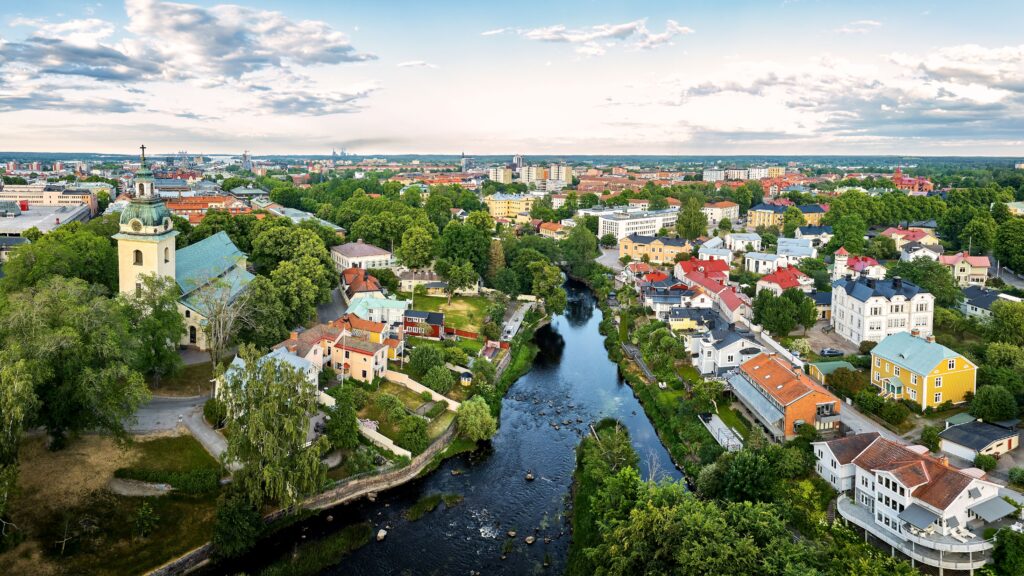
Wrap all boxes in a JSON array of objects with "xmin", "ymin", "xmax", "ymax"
[{"xmin": 115, "ymin": 146, "xmax": 254, "ymax": 350}]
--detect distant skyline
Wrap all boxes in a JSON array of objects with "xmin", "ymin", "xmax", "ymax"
[{"xmin": 1, "ymin": 1, "xmax": 1022, "ymax": 156}]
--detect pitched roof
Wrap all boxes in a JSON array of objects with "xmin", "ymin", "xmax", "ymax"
[
  {"xmin": 962, "ymin": 286, "xmax": 1020, "ymax": 311},
  {"xmin": 740, "ymin": 353, "xmax": 832, "ymax": 406},
  {"xmin": 175, "ymin": 231, "xmax": 249, "ymax": 296},
  {"xmin": 624, "ymin": 233, "xmax": 691, "ymax": 247},
  {"xmin": 939, "ymin": 421, "xmax": 1019, "ymax": 451},
  {"xmin": 704, "ymin": 200, "xmax": 738, "ymax": 208},
  {"xmin": 809, "ymin": 360, "xmax": 855, "ymax": 377},
  {"xmin": 938, "ymin": 252, "xmax": 990, "ymax": 268},
  {"xmin": 820, "ymin": 432, "xmax": 880, "ymax": 464},
  {"xmin": 846, "ymin": 254, "xmax": 881, "ymax": 272},
  {"xmin": 871, "ymin": 332, "xmax": 970, "ymax": 376},
  {"xmin": 273, "ymin": 323, "xmax": 343, "ymax": 357},
  {"xmin": 346, "ymin": 297, "xmax": 410, "ymax": 317},
  {"xmin": 332, "ymin": 239, "xmax": 391, "ymax": 258},
  {"xmin": 342, "ymin": 268, "xmax": 383, "ymax": 295},
  {"xmin": 759, "ymin": 266, "xmax": 810, "ymax": 290},
  {"xmin": 675, "ymin": 258, "xmax": 730, "ymax": 279},
  {"xmin": 798, "ymin": 225, "xmax": 833, "ymax": 235},
  {"xmin": 405, "ymin": 310, "xmax": 444, "ymax": 325},
  {"xmin": 881, "ymin": 227, "xmax": 932, "ymax": 242},
  {"xmin": 851, "ymin": 436, "xmax": 975, "ymax": 509},
  {"xmin": 832, "ymin": 275, "xmax": 926, "ymax": 303}
]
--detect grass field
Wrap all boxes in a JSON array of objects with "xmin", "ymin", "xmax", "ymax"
[
  {"xmin": 379, "ymin": 380, "xmax": 430, "ymax": 412},
  {"xmin": 151, "ymin": 362, "xmax": 214, "ymax": 396},
  {"xmin": 398, "ymin": 293, "xmax": 490, "ymax": 332},
  {"xmin": 717, "ymin": 404, "xmax": 751, "ymax": 439},
  {"xmin": 427, "ymin": 410, "xmax": 456, "ymax": 439},
  {"xmin": 127, "ymin": 435, "xmax": 221, "ymax": 475}
]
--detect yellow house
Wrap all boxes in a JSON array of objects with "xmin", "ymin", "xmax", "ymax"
[
  {"xmin": 747, "ymin": 203, "xmax": 826, "ymax": 230},
  {"xmin": 870, "ymin": 332, "xmax": 976, "ymax": 412},
  {"xmin": 484, "ymin": 193, "xmax": 535, "ymax": 219},
  {"xmin": 619, "ymin": 234, "xmax": 692, "ymax": 264}
]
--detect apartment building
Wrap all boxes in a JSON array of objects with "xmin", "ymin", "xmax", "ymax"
[
  {"xmin": 832, "ymin": 248, "xmax": 886, "ymax": 281},
  {"xmin": 724, "ymin": 168, "xmax": 748, "ymax": 180},
  {"xmin": 702, "ymin": 168, "xmax": 725, "ymax": 182},
  {"xmin": 487, "ymin": 166, "xmax": 513, "ymax": 184},
  {"xmin": 597, "ymin": 209, "xmax": 679, "ymax": 240},
  {"xmin": 747, "ymin": 203, "xmax": 827, "ymax": 229},
  {"xmin": 880, "ymin": 226, "xmax": 941, "ymax": 251},
  {"xmin": 727, "ymin": 353, "xmax": 842, "ymax": 440},
  {"xmin": 747, "ymin": 167, "xmax": 770, "ymax": 179},
  {"xmin": 618, "ymin": 234, "xmax": 692, "ymax": 264},
  {"xmin": 830, "ymin": 275, "xmax": 935, "ymax": 346},
  {"xmin": 0, "ymin": 183, "xmax": 99, "ymax": 216},
  {"xmin": 767, "ymin": 166, "xmax": 786, "ymax": 178},
  {"xmin": 870, "ymin": 331, "xmax": 976, "ymax": 411},
  {"xmin": 701, "ymin": 200, "xmax": 740, "ymax": 225},
  {"xmin": 330, "ymin": 239, "xmax": 394, "ymax": 271},
  {"xmin": 814, "ymin": 433, "xmax": 1015, "ymax": 573},
  {"xmin": 484, "ymin": 193, "xmax": 535, "ymax": 219},
  {"xmin": 519, "ymin": 165, "xmax": 550, "ymax": 186},
  {"xmin": 756, "ymin": 266, "xmax": 814, "ymax": 296},
  {"xmin": 549, "ymin": 164, "xmax": 572, "ymax": 183}
]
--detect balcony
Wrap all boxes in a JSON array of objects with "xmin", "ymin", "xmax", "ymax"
[{"xmin": 837, "ymin": 496, "xmax": 994, "ymax": 571}]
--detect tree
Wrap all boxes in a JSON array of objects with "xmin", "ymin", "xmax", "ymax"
[
  {"xmin": 0, "ymin": 277, "xmax": 149, "ymax": 448},
  {"xmin": 691, "ymin": 379, "xmax": 724, "ymax": 413},
  {"xmin": 192, "ymin": 277, "xmax": 253, "ymax": 366},
  {"xmin": 486, "ymin": 239, "xmax": 506, "ymax": 285},
  {"xmin": 975, "ymin": 453, "xmax": 998, "ymax": 472},
  {"xmin": 796, "ymin": 292, "xmax": 819, "ymax": 332},
  {"xmin": 0, "ymin": 224, "xmax": 118, "ymax": 292},
  {"xmin": 717, "ymin": 217, "xmax": 732, "ymax": 232},
  {"xmin": 970, "ymin": 385, "xmax": 1018, "ymax": 421},
  {"xmin": 886, "ymin": 259, "xmax": 962, "ymax": 308},
  {"xmin": 134, "ymin": 501, "xmax": 160, "ymax": 540},
  {"xmin": 438, "ymin": 220, "xmax": 490, "ymax": 277},
  {"xmin": 920, "ymin": 425, "xmax": 941, "ymax": 452},
  {"xmin": 471, "ymin": 359, "xmax": 496, "ymax": 395},
  {"xmin": 0, "ymin": 358, "xmax": 36, "ymax": 526},
  {"xmin": 752, "ymin": 290, "xmax": 798, "ymax": 336},
  {"xmin": 960, "ymin": 215, "xmax": 998, "ymax": 254},
  {"xmin": 865, "ymin": 236, "xmax": 898, "ymax": 260},
  {"xmin": 676, "ymin": 198, "xmax": 708, "ymax": 240},
  {"xmin": 124, "ymin": 274, "xmax": 185, "ymax": 386},
  {"xmin": 396, "ymin": 226, "xmax": 435, "ymax": 269},
  {"xmin": 397, "ymin": 417, "xmax": 429, "ymax": 455},
  {"xmin": 422, "ymin": 365, "xmax": 455, "ymax": 394},
  {"xmin": 990, "ymin": 300, "xmax": 1024, "ymax": 346},
  {"xmin": 236, "ymin": 275, "xmax": 290, "ymax": 349},
  {"xmin": 456, "ymin": 396, "xmax": 497, "ymax": 441},
  {"xmin": 439, "ymin": 260, "xmax": 477, "ymax": 304},
  {"xmin": 993, "ymin": 530, "xmax": 1024, "ymax": 576},
  {"xmin": 828, "ymin": 213, "xmax": 867, "ymax": 254},
  {"xmin": 220, "ymin": 344, "xmax": 327, "ymax": 507},
  {"xmin": 528, "ymin": 260, "xmax": 567, "ymax": 314},
  {"xmin": 270, "ymin": 259, "xmax": 320, "ymax": 328},
  {"xmin": 992, "ymin": 201, "xmax": 1012, "ymax": 224},
  {"xmin": 250, "ymin": 227, "xmax": 335, "ymax": 301},
  {"xmin": 325, "ymin": 402, "xmax": 360, "ymax": 451},
  {"xmin": 782, "ymin": 206, "xmax": 806, "ymax": 237},
  {"xmin": 212, "ymin": 488, "xmax": 262, "ymax": 558},
  {"xmin": 465, "ymin": 210, "xmax": 494, "ymax": 233},
  {"xmin": 996, "ymin": 218, "xmax": 1024, "ymax": 273},
  {"xmin": 599, "ymin": 233, "xmax": 617, "ymax": 248},
  {"xmin": 408, "ymin": 344, "xmax": 445, "ymax": 380}
]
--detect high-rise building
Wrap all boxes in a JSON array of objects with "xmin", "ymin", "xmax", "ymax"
[
  {"xmin": 512, "ymin": 154, "xmax": 525, "ymax": 171},
  {"xmin": 5, "ymin": 161, "xmax": 17, "ymax": 172},
  {"xmin": 52, "ymin": 162, "xmax": 64, "ymax": 172},
  {"xmin": 702, "ymin": 168, "xmax": 725, "ymax": 182},
  {"xmin": 519, "ymin": 165, "xmax": 549, "ymax": 185},
  {"xmin": 549, "ymin": 164, "xmax": 572, "ymax": 183},
  {"xmin": 488, "ymin": 167, "xmax": 513, "ymax": 184},
  {"xmin": 747, "ymin": 167, "xmax": 769, "ymax": 179},
  {"xmin": 241, "ymin": 150, "xmax": 252, "ymax": 172},
  {"xmin": 767, "ymin": 166, "xmax": 785, "ymax": 178}
]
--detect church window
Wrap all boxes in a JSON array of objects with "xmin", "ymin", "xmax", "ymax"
[
  {"xmin": 138, "ymin": 183, "xmax": 145, "ymax": 195},
  {"xmin": 164, "ymin": 247, "xmax": 170, "ymax": 264},
  {"xmin": 133, "ymin": 250, "xmax": 143, "ymax": 265}
]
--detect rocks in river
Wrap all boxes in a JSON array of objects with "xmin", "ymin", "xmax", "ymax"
[
  {"xmin": 553, "ymin": 425, "xmax": 560, "ymax": 430},
  {"xmin": 376, "ymin": 529, "xmax": 388, "ymax": 541},
  {"xmin": 326, "ymin": 515, "xmax": 333, "ymax": 522},
  {"xmin": 524, "ymin": 536, "xmax": 536, "ymax": 545},
  {"xmin": 544, "ymin": 537, "xmax": 551, "ymax": 544},
  {"xmin": 451, "ymin": 469, "xmax": 462, "ymax": 476},
  {"xmin": 525, "ymin": 471, "xmax": 535, "ymax": 481},
  {"xmin": 539, "ymin": 411, "xmax": 545, "ymax": 416},
  {"xmin": 507, "ymin": 530, "xmax": 517, "ymax": 538}
]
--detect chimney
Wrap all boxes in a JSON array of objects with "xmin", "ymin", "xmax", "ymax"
[
  {"xmin": 867, "ymin": 277, "xmax": 876, "ymax": 289},
  {"xmin": 911, "ymin": 328, "xmax": 920, "ymax": 338},
  {"xmin": 926, "ymin": 335, "xmax": 935, "ymax": 343},
  {"xmin": 892, "ymin": 276, "xmax": 902, "ymax": 289},
  {"xmin": 356, "ymin": 238, "xmax": 364, "ymax": 244},
  {"xmin": 287, "ymin": 344, "xmax": 298, "ymax": 353},
  {"xmin": 289, "ymin": 331, "xmax": 298, "ymax": 340}
]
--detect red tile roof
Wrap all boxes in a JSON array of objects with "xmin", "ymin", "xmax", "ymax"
[
  {"xmin": 850, "ymin": 437, "xmax": 975, "ymax": 509},
  {"xmin": 675, "ymin": 258, "xmax": 730, "ymax": 280},
  {"xmin": 881, "ymin": 227, "xmax": 931, "ymax": 242},
  {"xmin": 342, "ymin": 268, "xmax": 383, "ymax": 296},
  {"xmin": 938, "ymin": 252, "xmax": 990, "ymax": 268},
  {"xmin": 759, "ymin": 265, "xmax": 809, "ymax": 290},
  {"xmin": 741, "ymin": 353, "xmax": 830, "ymax": 406}
]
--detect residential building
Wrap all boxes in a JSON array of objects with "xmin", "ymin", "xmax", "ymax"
[
  {"xmin": 701, "ymin": 201, "xmax": 740, "ymax": 226},
  {"xmin": 702, "ymin": 168, "xmax": 725, "ymax": 182},
  {"xmin": 830, "ymin": 275, "xmax": 934, "ymax": 346},
  {"xmin": 900, "ymin": 241, "xmax": 943, "ymax": 262},
  {"xmin": 0, "ymin": 183, "xmax": 99, "ymax": 216},
  {"xmin": 165, "ymin": 195, "xmax": 251, "ymax": 223},
  {"xmin": 832, "ymin": 248, "xmax": 886, "ymax": 281},
  {"xmin": 1007, "ymin": 201, "xmax": 1024, "ymax": 217},
  {"xmin": 939, "ymin": 415, "xmax": 1020, "ymax": 461},
  {"xmin": 404, "ymin": 310, "xmax": 445, "ymax": 338},
  {"xmin": 618, "ymin": 234, "xmax": 692, "ymax": 264},
  {"xmin": 744, "ymin": 252, "xmax": 783, "ymax": 274},
  {"xmin": 217, "ymin": 347, "xmax": 319, "ymax": 400},
  {"xmin": 488, "ymin": 166, "xmax": 513, "ymax": 184},
  {"xmin": 0, "ymin": 236, "xmax": 29, "ymax": 262},
  {"xmin": 539, "ymin": 222, "xmax": 567, "ymax": 239},
  {"xmin": 810, "ymin": 291, "xmax": 832, "ymax": 321},
  {"xmin": 697, "ymin": 236, "xmax": 733, "ymax": 262},
  {"xmin": 273, "ymin": 323, "xmax": 343, "ymax": 371},
  {"xmin": 346, "ymin": 296, "xmax": 410, "ymax": 325},
  {"xmin": 767, "ymin": 166, "xmax": 786, "ymax": 178},
  {"xmin": 813, "ymin": 433, "xmax": 1014, "ymax": 573},
  {"xmin": 756, "ymin": 266, "xmax": 814, "ymax": 296},
  {"xmin": 597, "ymin": 209, "xmax": 679, "ymax": 240},
  {"xmin": 330, "ymin": 239, "xmax": 394, "ymax": 272},
  {"xmin": 870, "ymin": 331, "xmax": 976, "ymax": 411},
  {"xmin": 0, "ymin": 202, "xmax": 90, "ymax": 237},
  {"xmin": 796, "ymin": 225, "xmax": 833, "ymax": 247},
  {"xmin": 341, "ymin": 268, "xmax": 385, "ymax": 303},
  {"xmin": 668, "ymin": 306, "xmax": 719, "ymax": 334},
  {"xmin": 674, "ymin": 258, "xmax": 730, "ymax": 283},
  {"xmin": 519, "ymin": 165, "xmax": 550, "ymax": 186},
  {"xmin": 694, "ymin": 328, "xmax": 763, "ymax": 375},
  {"xmin": 724, "ymin": 232, "xmax": 762, "ymax": 252},
  {"xmin": 938, "ymin": 252, "xmax": 990, "ymax": 287},
  {"xmin": 724, "ymin": 168, "xmax": 748, "ymax": 180},
  {"xmin": 329, "ymin": 337, "xmax": 388, "ymax": 383},
  {"xmin": 642, "ymin": 286, "xmax": 714, "ymax": 319},
  {"xmin": 728, "ymin": 353, "xmax": 842, "ymax": 440},
  {"xmin": 776, "ymin": 237, "xmax": 817, "ymax": 264},
  {"xmin": 484, "ymin": 193, "xmax": 535, "ymax": 218},
  {"xmin": 960, "ymin": 286, "xmax": 1023, "ymax": 319},
  {"xmin": 549, "ymin": 164, "xmax": 572, "ymax": 183},
  {"xmin": 807, "ymin": 360, "xmax": 855, "ymax": 385},
  {"xmin": 747, "ymin": 167, "xmax": 770, "ymax": 179},
  {"xmin": 880, "ymin": 226, "xmax": 940, "ymax": 251}
]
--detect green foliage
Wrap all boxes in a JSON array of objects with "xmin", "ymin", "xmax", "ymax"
[
  {"xmin": 827, "ymin": 213, "xmax": 868, "ymax": 254},
  {"xmin": 993, "ymin": 530, "xmax": 1024, "ymax": 576},
  {"xmin": 971, "ymin": 385, "xmax": 1019, "ymax": 421},
  {"xmin": 325, "ymin": 401, "xmax": 360, "ymax": 451},
  {"xmin": 855, "ymin": 389, "xmax": 911, "ymax": 425},
  {"xmin": 753, "ymin": 289, "xmax": 798, "ymax": 336},
  {"xmin": 258, "ymin": 522, "xmax": 372, "ymax": 576},
  {"xmin": 133, "ymin": 501, "xmax": 160, "ymax": 539},
  {"xmin": 528, "ymin": 260, "xmax": 567, "ymax": 314},
  {"xmin": 212, "ymin": 488, "xmax": 262, "ymax": 558},
  {"xmin": 455, "ymin": 396, "xmax": 497, "ymax": 442},
  {"xmin": 397, "ymin": 417, "xmax": 429, "ymax": 454},
  {"xmin": 859, "ymin": 340, "xmax": 877, "ymax": 355},
  {"xmin": 1009, "ymin": 467, "xmax": 1024, "ymax": 486},
  {"xmin": 396, "ymin": 226, "xmax": 435, "ymax": 269},
  {"xmin": 116, "ymin": 466, "xmax": 220, "ymax": 495},
  {"xmin": 886, "ymin": 258, "xmax": 962, "ymax": 308},
  {"xmin": 990, "ymin": 300, "xmax": 1024, "ymax": 346},
  {"xmin": 975, "ymin": 453, "xmax": 998, "ymax": 472},
  {"xmin": 204, "ymin": 397, "xmax": 227, "ymax": 428},
  {"xmin": 0, "ymin": 222, "xmax": 118, "ymax": 292},
  {"xmin": 408, "ymin": 344, "xmax": 445, "ymax": 379},
  {"xmin": 125, "ymin": 274, "xmax": 185, "ymax": 381},
  {"xmin": 422, "ymin": 365, "xmax": 455, "ymax": 394},
  {"xmin": 676, "ymin": 197, "xmax": 708, "ymax": 240},
  {"xmin": 920, "ymin": 425, "xmax": 941, "ymax": 452}
]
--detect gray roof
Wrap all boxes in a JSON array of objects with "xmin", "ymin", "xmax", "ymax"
[
  {"xmin": 332, "ymin": 240, "xmax": 391, "ymax": 258},
  {"xmin": 962, "ymin": 286, "xmax": 1010, "ymax": 311},
  {"xmin": 709, "ymin": 328, "xmax": 758, "ymax": 351},
  {"xmin": 625, "ymin": 233, "xmax": 690, "ymax": 247},
  {"xmin": 939, "ymin": 421, "xmax": 1018, "ymax": 451},
  {"xmin": 899, "ymin": 503, "xmax": 938, "ymax": 529},
  {"xmin": 798, "ymin": 225, "xmax": 833, "ymax": 235},
  {"xmin": 832, "ymin": 275, "xmax": 926, "ymax": 303},
  {"xmin": 969, "ymin": 497, "xmax": 1018, "ymax": 523}
]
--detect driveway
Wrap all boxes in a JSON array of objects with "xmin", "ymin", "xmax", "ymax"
[
  {"xmin": 994, "ymin": 266, "xmax": 1024, "ymax": 290},
  {"xmin": 804, "ymin": 321, "xmax": 859, "ymax": 355},
  {"xmin": 596, "ymin": 247, "xmax": 623, "ymax": 272},
  {"xmin": 839, "ymin": 401, "xmax": 903, "ymax": 442},
  {"xmin": 130, "ymin": 394, "xmax": 208, "ymax": 433},
  {"xmin": 317, "ymin": 286, "xmax": 348, "ymax": 324}
]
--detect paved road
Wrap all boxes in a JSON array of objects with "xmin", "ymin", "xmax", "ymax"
[
  {"xmin": 317, "ymin": 286, "xmax": 348, "ymax": 323},
  {"xmin": 838, "ymin": 401, "xmax": 903, "ymax": 442},
  {"xmin": 130, "ymin": 394, "xmax": 208, "ymax": 433},
  {"xmin": 993, "ymin": 266, "xmax": 1024, "ymax": 290},
  {"xmin": 183, "ymin": 409, "xmax": 229, "ymax": 463},
  {"xmin": 596, "ymin": 247, "xmax": 624, "ymax": 272},
  {"xmin": 502, "ymin": 301, "xmax": 532, "ymax": 340}
]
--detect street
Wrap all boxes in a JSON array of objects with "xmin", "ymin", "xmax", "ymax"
[
  {"xmin": 130, "ymin": 394, "xmax": 207, "ymax": 433},
  {"xmin": 596, "ymin": 247, "xmax": 624, "ymax": 272}
]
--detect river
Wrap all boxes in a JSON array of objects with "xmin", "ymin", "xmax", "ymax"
[{"xmin": 221, "ymin": 280, "xmax": 680, "ymax": 575}]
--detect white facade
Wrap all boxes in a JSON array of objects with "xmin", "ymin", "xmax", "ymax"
[
  {"xmin": 724, "ymin": 168, "xmax": 748, "ymax": 180},
  {"xmin": 694, "ymin": 331, "xmax": 763, "ymax": 375},
  {"xmin": 744, "ymin": 252, "xmax": 782, "ymax": 274},
  {"xmin": 701, "ymin": 202, "xmax": 740, "ymax": 225},
  {"xmin": 488, "ymin": 166, "xmax": 513, "ymax": 184},
  {"xmin": 725, "ymin": 233, "xmax": 762, "ymax": 252},
  {"xmin": 702, "ymin": 169, "xmax": 725, "ymax": 182},
  {"xmin": 830, "ymin": 278, "xmax": 935, "ymax": 346},
  {"xmin": 597, "ymin": 209, "xmax": 679, "ymax": 240},
  {"xmin": 747, "ymin": 167, "xmax": 770, "ymax": 179}
]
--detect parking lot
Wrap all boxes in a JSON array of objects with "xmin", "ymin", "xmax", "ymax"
[{"xmin": 804, "ymin": 321, "xmax": 860, "ymax": 356}]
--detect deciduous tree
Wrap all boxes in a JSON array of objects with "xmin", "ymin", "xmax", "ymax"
[{"xmin": 456, "ymin": 396, "xmax": 497, "ymax": 441}]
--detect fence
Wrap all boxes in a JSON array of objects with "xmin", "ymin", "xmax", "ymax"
[
  {"xmin": 385, "ymin": 370, "xmax": 462, "ymax": 410},
  {"xmin": 358, "ymin": 422, "xmax": 412, "ymax": 459},
  {"xmin": 443, "ymin": 327, "xmax": 480, "ymax": 340}
]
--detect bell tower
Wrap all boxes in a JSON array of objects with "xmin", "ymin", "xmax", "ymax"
[{"xmin": 114, "ymin": 144, "xmax": 179, "ymax": 295}]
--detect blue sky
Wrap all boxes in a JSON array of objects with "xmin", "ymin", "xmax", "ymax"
[{"xmin": 1, "ymin": 0, "xmax": 1022, "ymax": 155}]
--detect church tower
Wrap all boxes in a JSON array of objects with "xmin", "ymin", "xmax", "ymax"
[{"xmin": 115, "ymin": 145, "xmax": 178, "ymax": 295}]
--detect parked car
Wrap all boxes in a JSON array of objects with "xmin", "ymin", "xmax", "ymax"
[{"xmin": 819, "ymin": 348, "xmax": 843, "ymax": 358}]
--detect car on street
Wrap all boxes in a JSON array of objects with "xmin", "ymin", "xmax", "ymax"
[{"xmin": 819, "ymin": 347, "xmax": 843, "ymax": 358}]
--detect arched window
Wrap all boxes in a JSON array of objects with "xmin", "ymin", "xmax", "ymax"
[
  {"xmin": 164, "ymin": 247, "xmax": 170, "ymax": 263},
  {"xmin": 138, "ymin": 183, "xmax": 145, "ymax": 195},
  {"xmin": 133, "ymin": 249, "xmax": 143, "ymax": 265}
]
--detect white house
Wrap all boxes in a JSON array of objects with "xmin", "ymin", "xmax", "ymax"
[
  {"xmin": 900, "ymin": 241, "xmax": 943, "ymax": 262},
  {"xmin": 831, "ymin": 275, "xmax": 934, "ymax": 346},
  {"xmin": 725, "ymin": 232, "xmax": 762, "ymax": 253},
  {"xmin": 330, "ymin": 239, "xmax": 394, "ymax": 272},
  {"xmin": 813, "ymin": 433, "xmax": 1017, "ymax": 573},
  {"xmin": 795, "ymin": 225, "xmax": 833, "ymax": 247},
  {"xmin": 744, "ymin": 252, "xmax": 782, "ymax": 275},
  {"xmin": 832, "ymin": 248, "xmax": 887, "ymax": 281},
  {"xmin": 939, "ymin": 416, "xmax": 1021, "ymax": 461},
  {"xmin": 960, "ymin": 286, "xmax": 1023, "ymax": 319},
  {"xmin": 698, "ymin": 236, "xmax": 733, "ymax": 262},
  {"xmin": 776, "ymin": 237, "xmax": 817, "ymax": 264},
  {"xmin": 693, "ymin": 328, "xmax": 763, "ymax": 375}
]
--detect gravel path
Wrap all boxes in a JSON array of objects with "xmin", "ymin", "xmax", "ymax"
[{"xmin": 107, "ymin": 477, "xmax": 173, "ymax": 497}]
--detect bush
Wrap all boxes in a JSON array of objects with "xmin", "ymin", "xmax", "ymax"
[
  {"xmin": 975, "ymin": 453, "xmax": 998, "ymax": 472},
  {"xmin": 920, "ymin": 425, "xmax": 941, "ymax": 452},
  {"xmin": 212, "ymin": 489, "xmax": 262, "ymax": 558},
  {"xmin": 858, "ymin": 340, "xmax": 877, "ymax": 355},
  {"xmin": 422, "ymin": 365, "xmax": 455, "ymax": 394},
  {"xmin": 204, "ymin": 397, "xmax": 227, "ymax": 428},
  {"xmin": 115, "ymin": 466, "xmax": 220, "ymax": 495},
  {"xmin": 420, "ymin": 390, "xmax": 433, "ymax": 402},
  {"xmin": 877, "ymin": 399, "xmax": 911, "ymax": 426},
  {"xmin": 1009, "ymin": 467, "xmax": 1024, "ymax": 486},
  {"xmin": 425, "ymin": 402, "xmax": 447, "ymax": 419},
  {"xmin": 397, "ymin": 417, "xmax": 429, "ymax": 454}
]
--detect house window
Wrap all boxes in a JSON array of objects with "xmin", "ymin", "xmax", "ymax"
[
  {"xmin": 934, "ymin": 393, "xmax": 942, "ymax": 404},
  {"xmin": 934, "ymin": 376, "xmax": 942, "ymax": 388},
  {"xmin": 874, "ymin": 372, "xmax": 880, "ymax": 382},
  {"xmin": 875, "ymin": 358, "xmax": 880, "ymax": 367},
  {"xmin": 947, "ymin": 359, "xmax": 955, "ymax": 370},
  {"xmin": 133, "ymin": 249, "xmax": 143, "ymax": 265},
  {"xmin": 910, "ymin": 389, "xmax": 917, "ymax": 401},
  {"xmin": 185, "ymin": 310, "xmax": 190, "ymax": 318},
  {"xmin": 362, "ymin": 370, "xmax": 367, "ymax": 379},
  {"xmin": 911, "ymin": 374, "xmax": 918, "ymax": 385},
  {"xmin": 894, "ymin": 367, "xmax": 901, "ymax": 377}
]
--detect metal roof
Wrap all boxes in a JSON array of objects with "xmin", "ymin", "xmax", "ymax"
[
  {"xmin": 969, "ymin": 497, "xmax": 1018, "ymax": 523},
  {"xmin": 899, "ymin": 503, "xmax": 938, "ymax": 529}
]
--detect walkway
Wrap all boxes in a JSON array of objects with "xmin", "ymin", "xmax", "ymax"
[
  {"xmin": 701, "ymin": 413, "xmax": 743, "ymax": 452},
  {"xmin": 596, "ymin": 247, "xmax": 624, "ymax": 272},
  {"xmin": 316, "ymin": 286, "xmax": 348, "ymax": 323},
  {"xmin": 621, "ymin": 342, "xmax": 655, "ymax": 383},
  {"xmin": 183, "ymin": 409, "xmax": 230, "ymax": 465},
  {"xmin": 130, "ymin": 394, "xmax": 208, "ymax": 433},
  {"xmin": 502, "ymin": 301, "xmax": 532, "ymax": 340}
]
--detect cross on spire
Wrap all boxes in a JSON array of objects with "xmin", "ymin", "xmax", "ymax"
[{"xmin": 139, "ymin": 144, "xmax": 147, "ymax": 162}]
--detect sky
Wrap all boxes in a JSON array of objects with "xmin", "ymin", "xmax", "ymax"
[{"xmin": 0, "ymin": 0, "xmax": 1023, "ymax": 156}]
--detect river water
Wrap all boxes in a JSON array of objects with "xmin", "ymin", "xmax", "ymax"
[{"xmin": 222, "ymin": 280, "xmax": 680, "ymax": 575}]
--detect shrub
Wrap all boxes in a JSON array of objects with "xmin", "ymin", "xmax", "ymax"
[
  {"xmin": 920, "ymin": 425, "xmax": 941, "ymax": 452},
  {"xmin": 877, "ymin": 400, "xmax": 911, "ymax": 426},
  {"xmin": 1009, "ymin": 467, "xmax": 1024, "ymax": 486},
  {"xmin": 425, "ymin": 402, "xmax": 447, "ymax": 419},
  {"xmin": 115, "ymin": 466, "xmax": 220, "ymax": 495},
  {"xmin": 204, "ymin": 397, "xmax": 227, "ymax": 428},
  {"xmin": 373, "ymin": 394, "xmax": 406, "ymax": 424},
  {"xmin": 212, "ymin": 489, "xmax": 262, "ymax": 558},
  {"xmin": 420, "ymin": 390, "xmax": 433, "ymax": 402},
  {"xmin": 858, "ymin": 340, "xmax": 877, "ymax": 355},
  {"xmin": 422, "ymin": 366, "xmax": 455, "ymax": 394},
  {"xmin": 397, "ymin": 417, "xmax": 429, "ymax": 454},
  {"xmin": 975, "ymin": 453, "xmax": 998, "ymax": 472}
]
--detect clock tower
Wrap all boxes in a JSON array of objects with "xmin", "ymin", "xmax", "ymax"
[{"xmin": 115, "ymin": 145, "xmax": 178, "ymax": 295}]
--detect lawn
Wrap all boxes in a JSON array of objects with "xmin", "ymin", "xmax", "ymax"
[
  {"xmin": 407, "ymin": 335, "xmax": 484, "ymax": 357},
  {"xmin": 126, "ymin": 435, "xmax": 221, "ymax": 475},
  {"xmin": 398, "ymin": 292, "xmax": 491, "ymax": 332},
  {"xmin": 380, "ymin": 380, "xmax": 431, "ymax": 412},
  {"xmin": 150, "ymin": 362, "xmax": 214, "ymax": 396},
  {"xmin": 0, "ymin": 434, "xmax": 221, "ymax": 576},
  {"xmin": 717, "ymin": 404, "xmax": 751, "ymax": 440},
  {"xmin": 427, "ymin": 410, "xmax": 456, "ymax": 439}
]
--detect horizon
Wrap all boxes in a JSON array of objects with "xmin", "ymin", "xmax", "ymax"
[{"xmin": 1, "ymin": 0, "xmax": 1023, "ymax": 155}]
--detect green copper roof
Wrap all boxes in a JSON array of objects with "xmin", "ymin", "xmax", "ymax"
[
  {"xmin": 119, "ymin": 198, "xmax": 172, "ymax": 228},
  {"xmin": 175, "ymin": 231, "xmax": 248, "ymax": 296},
  {"xmin": 871, "ymin": 332, "xmax": 965, "ymax": 376}
]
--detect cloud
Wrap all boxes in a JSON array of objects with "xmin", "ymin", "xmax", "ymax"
[
  {"xmin": 892, "ymin": 44, "xmax": 1024, "ymax": 92},
  {"xmin": 494, "ymin": 19, "xmax": 693, "ymax": 55},
  {"xmin": 397, "ymin": 60, "xmax": 437, "ymax": 69},
  {"xmin": 0, "ymin": 90, "xmax": 140, "ymax": 113},
  {"xmin": 259, "ymin": 87, "xmax": 376, "ymax": 116},
  {"xmin": 836, "ymin": 19, "xmax": 882, "ymax": 34},
  {"xmin": 0, "ymin": 36, "xmax": 160, "ymax": 81}
]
